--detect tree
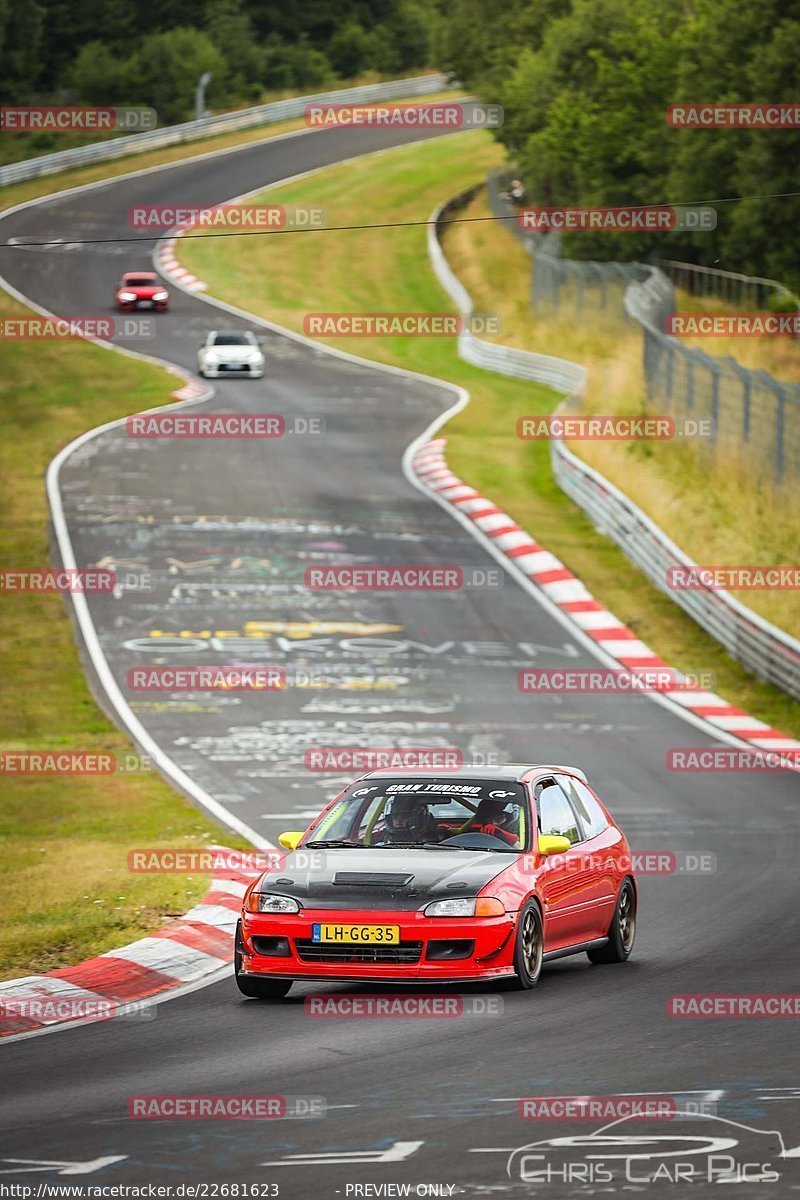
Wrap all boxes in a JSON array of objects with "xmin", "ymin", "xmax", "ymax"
[
  {"xmin": 281, "ymin": 35, "xmax": 333, "ymax": 89},
  {"xmin": 124, "ymin": 28, "xmax": 224, "ymax": 124},
  {"xmin": 328, "ymin": 20, "xmax": 372, "ymax": 77},
  {"xmin": 0, "ymin": 0, "xmax": 45, "ymax": 102},
  {"xmin": 71, "ymin": 41, "xmax": 127, "ymax": 107},
  {"xmin": 204, "ymin": 0, "xmax": 265, "ymax": 102}
]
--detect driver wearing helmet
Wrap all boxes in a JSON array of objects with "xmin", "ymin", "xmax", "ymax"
[
  {"xmin": 470, "ymin": 798, "xmax": 520, "ymax": 846},
  {"xmin": 380, "ymin": 794, "xmax": 436, "ymax": 845}
]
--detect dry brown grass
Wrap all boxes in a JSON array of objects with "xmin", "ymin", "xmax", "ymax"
[{"xmin": 444, "ymin": 190, "xmax": 800, "ymax": 636}]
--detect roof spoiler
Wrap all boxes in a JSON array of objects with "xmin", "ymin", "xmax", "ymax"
[{"xmin": 534, "ymin": 764, "xmax": 589, "ymax": 784}]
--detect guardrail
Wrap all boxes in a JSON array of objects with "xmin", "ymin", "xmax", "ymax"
[
  {"xmin": 431, "ymin": 189, "xmax": 586, "ymax": 395},
  {"xmin": 0, "ymin": 74, "xmax": 453, "ymax": 187},
  {"xmin": 428, "ymin": 186, "xmax": 800, "ymax": 701}
]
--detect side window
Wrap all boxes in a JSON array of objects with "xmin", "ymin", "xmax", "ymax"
[
  {"xmin": 536, "ymin": 780, "xmax": 583, "ymax": 845},
  {"xmin": 558, "ymin": 775, "xmax": 609, "ymax": 839}
]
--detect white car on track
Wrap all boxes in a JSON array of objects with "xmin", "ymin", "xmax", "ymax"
[{"xmin": 198, "ymin": 330, "xmax": 265, "ymax": 378}]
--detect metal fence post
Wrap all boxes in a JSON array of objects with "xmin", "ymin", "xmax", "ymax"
[{"xmin": 774, "ymin": 383, "xmax": 786, "ymax": 483}]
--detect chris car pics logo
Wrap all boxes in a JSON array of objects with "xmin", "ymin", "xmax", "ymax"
[{"xmin": 506, "ymin": 1113, "xmax": 790, "ymax": 1186}]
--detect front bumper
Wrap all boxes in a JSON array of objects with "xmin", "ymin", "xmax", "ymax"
[
  {"xmin": 117, "ymin": 299, "xmax": 168, "ymax": 312},
  {"xmin": 240, "ymin": 907, "xmax": 517, "ymax": 983},
  {"xmin": 200, "ymin": 361, "xmax": 263, "ymax": 378}
]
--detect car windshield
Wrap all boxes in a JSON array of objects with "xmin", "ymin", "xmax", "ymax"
[
  {"xmin": 213, "ymin": 333, "xmax": 251, "ymax": 346},
  {"xmin": 124, "ymin": 277, "xmax": 156, "ymax": 287},
  {"xmin": 307, "ymin": 777, "xmax": 529, "ymax": 851}
]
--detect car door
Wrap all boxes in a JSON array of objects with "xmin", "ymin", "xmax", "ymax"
[
  {"xmin": 534, "ymin": 777, "xmax": 596, "ymax": 950},
  {"xmin": 556, "ymin": 774, "xmax": 619, "ymax": 939}
]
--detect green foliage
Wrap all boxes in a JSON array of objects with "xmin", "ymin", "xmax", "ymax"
[
  {"xmin": 71, "ymin": 42, "xmax": 126, "ymax": 107},
  {"xmin": 0, "ymin": 0, "xmax": 45, "ymax": 102},
  {"xmin": 0, "ymin": 0, "xmax": 438, "ymax": 152},
  {"xmin": 124, "ymin": 28, "xmax": 225, "ymax": 124},
  {"xmin": 440, "ymin": 0, "xmax": 800, "ymax": 289},
  {"xmin": 328, "ymin": 20, "xmax": 372, "ymax": 77}
]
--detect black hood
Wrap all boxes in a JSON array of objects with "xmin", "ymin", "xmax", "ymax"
[{"xmin": 257, "ymin": 847, "xmax": 511, "ymax": 911}]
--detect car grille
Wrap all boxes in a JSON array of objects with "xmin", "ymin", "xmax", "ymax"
[{"xmin": 294, "ymin": 939, "xmax": 423, "ymax": 965}]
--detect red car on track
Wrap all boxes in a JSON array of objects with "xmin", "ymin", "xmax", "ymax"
[
  {"xmin": 235, "ymin": 764, "xmax": 637, "ymax": 1000},
  {"xmin": 114, "ymin": 271, "xmax": 169, "ymax": 312}
]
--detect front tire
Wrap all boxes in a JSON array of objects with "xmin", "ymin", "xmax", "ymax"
[
  {"xmin": 588, "ymin": 878, "xmax": 636, "ymax": 964},
  {"xmin": 234, "ymin": 921, "xmax": 293, "ymax": 1000},
  {"xmin": 508, "ymin": 900, "xmax": 543, "ymax": 990}
]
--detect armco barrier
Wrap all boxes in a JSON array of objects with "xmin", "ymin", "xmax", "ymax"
[
  {"xmin": 428, "ymin": 186, "xmax": 800, "ymax": 701},
  {"xmin": 431, "ymin": 189, "xmax": 586, "ymax": 395},
  {"xmin": 0, "ymin": 74, "xmax": 452, "ymax": 186}
]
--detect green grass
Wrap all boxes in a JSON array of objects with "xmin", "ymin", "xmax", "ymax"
[
  {"xmin": 0, "ymin": 87, "xmax": 464, "ymax": 981},
  {"xmin": 442, "ymin": 189, "xmax": 800, "ymax": 639},
  {"xmin": 180, "ymin": 129, "xmax": 800, "ymax": 741},
  {"xmin": 0, "ymin": 288, "xmax": 253, "ymax": 980}
]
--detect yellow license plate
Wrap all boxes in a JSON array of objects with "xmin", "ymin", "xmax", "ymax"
[{"xmin": 311, "ymin": 923, "xmax": 400, "ymax": 944}]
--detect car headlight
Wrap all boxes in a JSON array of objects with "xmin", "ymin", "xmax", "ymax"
[
  {"xmin": 203, "ymin": 351, "xmax": 219, "ymax": 362},
  {"xmin": 247, "ymin": 892, "xmax": 300, "ymax": 914},
  {"xmin": 152, "ymin": 291, "xmax": 168, "ymax": 301},
  {"xmin": 424, "ymin": 896, "xmax": 505, "ymax": 918},
  {"xmin": 118, "ymin": 291, "xmax": 136, "ymax": 301}
]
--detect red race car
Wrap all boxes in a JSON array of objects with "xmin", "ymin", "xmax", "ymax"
[
  {"xmin": 114, "ymin": 271, "xmax": 169, "ymax": 312},
  {"xmin": 235, "ymin": 764, "xmax": 637, "ymax": 1000}
]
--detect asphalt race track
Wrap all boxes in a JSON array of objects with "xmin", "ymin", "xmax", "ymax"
[{"xmin": 1, "ymin": 121, "xmax": 798, "ymax": 1195}]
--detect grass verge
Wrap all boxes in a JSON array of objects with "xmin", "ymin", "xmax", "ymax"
[
  {"xmin": 0, "ymin": 313, "xmax": 256, "ymax": 978},
  {"xmin": 179, "ymin": 129, "xmax": 800, "ymax": 740},
  {"xmin": 0, "ymin": 84, "xmax": 459, "ymax": 981},
  {"xmin": 444, "ymin": 189, "xmax": 800, "ymax": 637}
]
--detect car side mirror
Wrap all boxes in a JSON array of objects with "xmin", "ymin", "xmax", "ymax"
[
  {"xmin": 278, "ymin": 831, "xmax": 304, "ymax": 851},
  {"xmin": 538, "ymin": 834, "xmax": 571, "ymax": 856}
]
